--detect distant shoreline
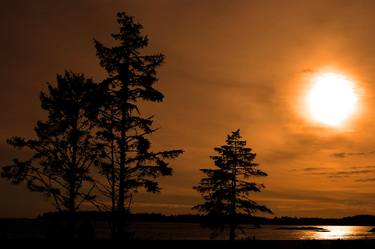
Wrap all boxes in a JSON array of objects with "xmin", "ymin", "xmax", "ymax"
[{"xmin": 2, "ymin": 212, "xmax": 375, "ymax": 226}]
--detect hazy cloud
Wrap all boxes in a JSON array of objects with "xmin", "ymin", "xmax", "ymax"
[
  {"xmin": 355, "ymin": 178, "xmax": 375, "ymax": 182},
  {"xmin": 303, "ymin": 167, "xmax": 329, "ymax": 172},
  {"xmin": 296, "ymin": 166, "xmax": 375, "ymax": 179},
  {"xmin": 261, "ymin": 189, "xmax": 375, "ymax": 206},
  {"xmin": 331, "ymin": 151, "xmax": 375, "ymax": 158},
  {"xmin": 301, "ymin": 68, "xmax": 314, "ymax": 74}
]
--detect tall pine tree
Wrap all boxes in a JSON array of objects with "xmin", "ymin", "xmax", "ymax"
[
  {"xmin": 93, "ymin": 12, "xmax": 183, "ymax": 238},
  {"xmin": 1, "ymin": 71, "xmax": 102, "ymax": 238},
  {"xmin": 193, "ymin": 129, "xmax": 272, "ymax": 240}
]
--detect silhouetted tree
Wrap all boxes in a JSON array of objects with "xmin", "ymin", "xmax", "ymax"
[
  {"xmin": 1, "ymin": 71, "xmax": 102, "ymax": 239},
  {"xmin": 193, "ymin": 129, "xmax": 272, "ymax": 240},
  {"xmin": 93, "ymin": 12, "xmax": 183, "ymax": 238}
]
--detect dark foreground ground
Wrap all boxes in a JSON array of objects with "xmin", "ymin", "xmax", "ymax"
[{"xmin": 3, "ymin": 240, "xmax": 375, "ymax": 249}]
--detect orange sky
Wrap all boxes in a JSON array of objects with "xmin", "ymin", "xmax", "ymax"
[{"xmin": 2, "ymin": 0, "xmax": 375, "ymax": 218}]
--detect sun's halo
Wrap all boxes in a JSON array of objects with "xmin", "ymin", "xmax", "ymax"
[{"xmin": 306, "ymin": 72, "xmax": 358, "ymax": 127}]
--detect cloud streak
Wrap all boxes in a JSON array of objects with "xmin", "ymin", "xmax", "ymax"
[
  {"xmin": 355, "ymin": 178, "xmax": 375, "ymax": 182},
  {"xmin": 331, "ymin": 151, "xmax": 375, "ymax": 158},
  {"xmin": 295, "ymin": 166, "xmax": 375, "ymax": 180}
]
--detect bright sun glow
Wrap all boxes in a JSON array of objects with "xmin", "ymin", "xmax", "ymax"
[{"xmin": 306, "ymin": 72, "xmax": 358, "ymax": 127}]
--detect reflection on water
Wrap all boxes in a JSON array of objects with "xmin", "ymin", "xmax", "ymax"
[
  {"xmin": 126, "ymin": 223, "xmax": 375, "ymax": 240},
  {"xmin": 316, "ymin": 226, "xmax": 355, "ymax": 239},
  {"xmin": 310, "ymin": 226, "xmax": 374, "ymax": 240},
  {"xmin": 260, "ymin": 225, "xmax": 374, "ymax": 240},
  {"xmin": 242, "ymin": 225, "xmax": 375, "ymax": 240}
]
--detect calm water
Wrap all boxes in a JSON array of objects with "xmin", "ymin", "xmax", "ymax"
[
  {"xmin": 2, "ymin": 220, "xmax": 375, "ymax": 239},
  {"xmin": 125, "ymin": 223, "xmax": 375, "ymax": 240}
]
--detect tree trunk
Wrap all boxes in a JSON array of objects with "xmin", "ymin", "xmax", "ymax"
[
  {"xmin": 68, "ymin": 177, "xmax": 76, "ymax": 239},
  {"xmin": 229, "ymin": 142, "xmax": 238, "ymax": 241},
  {"xmin": 229, "ymin": 224, "xmax": 235, "ymax": 241},
  {"xmin": 110, "ymin": 128, "xmax": 116, "ymax": 239},
  {"xmin": 117, "ymin": 107, "xmax": 126, "ymax": 239},
  {"xmin": 116, "ymin": 67, "xmax": 130, "ymax": 239},
  {"xmin": 68, "ymin": 121, "xmax": 78, "ymax": 239}
]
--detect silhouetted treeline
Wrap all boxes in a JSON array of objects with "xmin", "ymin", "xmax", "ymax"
[
  {"xmin": 267, "ymin": 215, "xmax": 375, "ymax": 225},
  {"xmin": 36, "ymin": 212, "xmax": 375, "ymax": 226}
]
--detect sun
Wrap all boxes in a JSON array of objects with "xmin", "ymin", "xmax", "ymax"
[{"xmin": 306, "ymin": 72, "xmax": 358, "ymax": 127}]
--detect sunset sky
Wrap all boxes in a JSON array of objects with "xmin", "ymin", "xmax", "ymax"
[{"xmin": 2, "ymin": 0, "xmax": 375, "ymax": 218}]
